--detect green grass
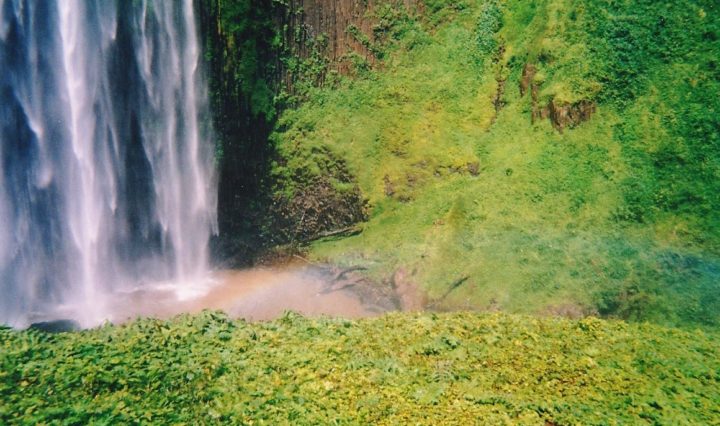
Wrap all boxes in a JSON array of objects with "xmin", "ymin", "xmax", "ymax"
[
  {"xmin": 2, "ymin": 312, "xmax": 718, "ymax": 424},
  {"xmin": 269, "ymin": 0, "xmax": 720, "ymax": 328}
]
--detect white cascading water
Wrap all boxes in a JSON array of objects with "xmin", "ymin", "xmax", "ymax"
[{"xmin": 0, "ymin": 0, "xmax": 217, "ymax": 327}]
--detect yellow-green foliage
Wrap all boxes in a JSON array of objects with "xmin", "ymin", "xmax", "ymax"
[
  {"xmin": 270, "ymin": 0, "xmax": 720, "ymax": 328},
  {"xmin": 1, "ymin": 312, "xmax": 718, "ymax": 424},
  {"xmin": 499, "ymin": 0, "xmax": 600, "ymax": 103}
]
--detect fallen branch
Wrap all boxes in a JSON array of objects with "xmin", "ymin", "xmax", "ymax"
[
  {"xmin": 427, "ymin": 275, "xmax": 470, "ymax": 309},
  {"xmin": 333, "ymin": 265, "xmax": 368, "ymax": 282},
  {"xmin": 292, "ymin": 254, "xmax": 319, "ymax": 266},
  {"xmin": 320, "ymin": 278, "xmax": 364, "ymax": 294},
  {"xmin": 314, "ymin": 225, "xmax": 363, "ymax": 240}
]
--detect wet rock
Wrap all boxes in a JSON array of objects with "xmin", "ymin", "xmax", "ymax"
[
  {"xmin": 392, "ymin": 268, "xmax": 425, "ymax": 311},
  {"xmin": 316, "ymin": 264, "xmax": 398, "ymax": 313},
  {"xmin": 29, "ymin": 319, "xmax": 81, "ymax": 333}
]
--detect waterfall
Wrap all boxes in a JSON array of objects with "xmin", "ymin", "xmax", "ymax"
[{"xmin": 0, "ymin": 0, "xmax": 217, "ymax": 327}]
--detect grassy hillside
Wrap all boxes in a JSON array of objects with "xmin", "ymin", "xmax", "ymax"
[
  {"xmin": 268, "ymin": 0, "xmax": 720, "ymax": 328},
  {"xmin": 2, "ymin": 312, "xmax": 719, "ymax": 424}
]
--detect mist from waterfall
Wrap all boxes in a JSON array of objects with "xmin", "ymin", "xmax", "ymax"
[{"xmin": 0, "ymin": 0, "xmax": 217, "ymax": 327}]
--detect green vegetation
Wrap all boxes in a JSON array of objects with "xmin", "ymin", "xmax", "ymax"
[
  {"xmin": 6, "ymin": 2, "xmax": 719, "ymax": 423},
  {"xmin": 2, "ymin": 311, "xmax": 718, "ymax": 424},
  {"xmin": 268, "ymin": 0, "xmax": 720, "ymax": 328}
]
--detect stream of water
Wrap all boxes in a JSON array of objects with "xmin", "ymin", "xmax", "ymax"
[{"xmin": 0, "ymin": 0, "xmax": 216, "ymax": 327}]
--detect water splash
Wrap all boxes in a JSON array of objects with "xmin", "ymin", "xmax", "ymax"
[{"xmin": 0, "ymin": 0, "xmax": 216, "ymax": 327}]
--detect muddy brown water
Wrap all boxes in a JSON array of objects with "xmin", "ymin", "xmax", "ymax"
[{"xmin": 104, "ymin": 266, "xmax": 388, "ymax": 324}]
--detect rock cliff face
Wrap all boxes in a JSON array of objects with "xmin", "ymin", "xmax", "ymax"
[
  {"xmin": 199, "ymin": 0, "xmax": 414, "ymax": 261},
  {"xmin": 197, "ymin": 0, "xmax": 281, "ymax": 263},
  {"xmin": 280, "ymin": 0, "xmax": 419, "ymax": 79}
]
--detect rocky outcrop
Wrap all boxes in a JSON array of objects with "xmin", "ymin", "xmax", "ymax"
[
  {"xmin": 491, "ymin": 77, "xmax": 506, "ymax": 124},
  {"xmin": 545, "ymin": 99, "xmax": 597, "ymax": 132},
  {"xmin": 520, "ymin": 63, "xmax": 596, "ymax": 132},
  {"xmin": 533, "ymin": 99, "xmax": 597, "ymax": 132},
  {"xmin": 269, "ymin": 175, "xmax": 368, "ymax": 244},
  {"xmin": 519, "ymin": 62, "xmax": 536, "ymax": 97}
]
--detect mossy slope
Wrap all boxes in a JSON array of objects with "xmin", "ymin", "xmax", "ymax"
[{"xmin": 269, "ymin": 0, "xmax": 720, "ymax": 328}]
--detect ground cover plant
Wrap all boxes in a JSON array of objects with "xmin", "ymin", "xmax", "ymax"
[{"xmin": 1, "ymin": 311, "xmax": 719, "ymax": 424}]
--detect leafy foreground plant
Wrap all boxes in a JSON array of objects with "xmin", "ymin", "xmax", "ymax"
[{"xmin": 1, "ymin": 311, "xmax": 718, "ymax": 424}]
